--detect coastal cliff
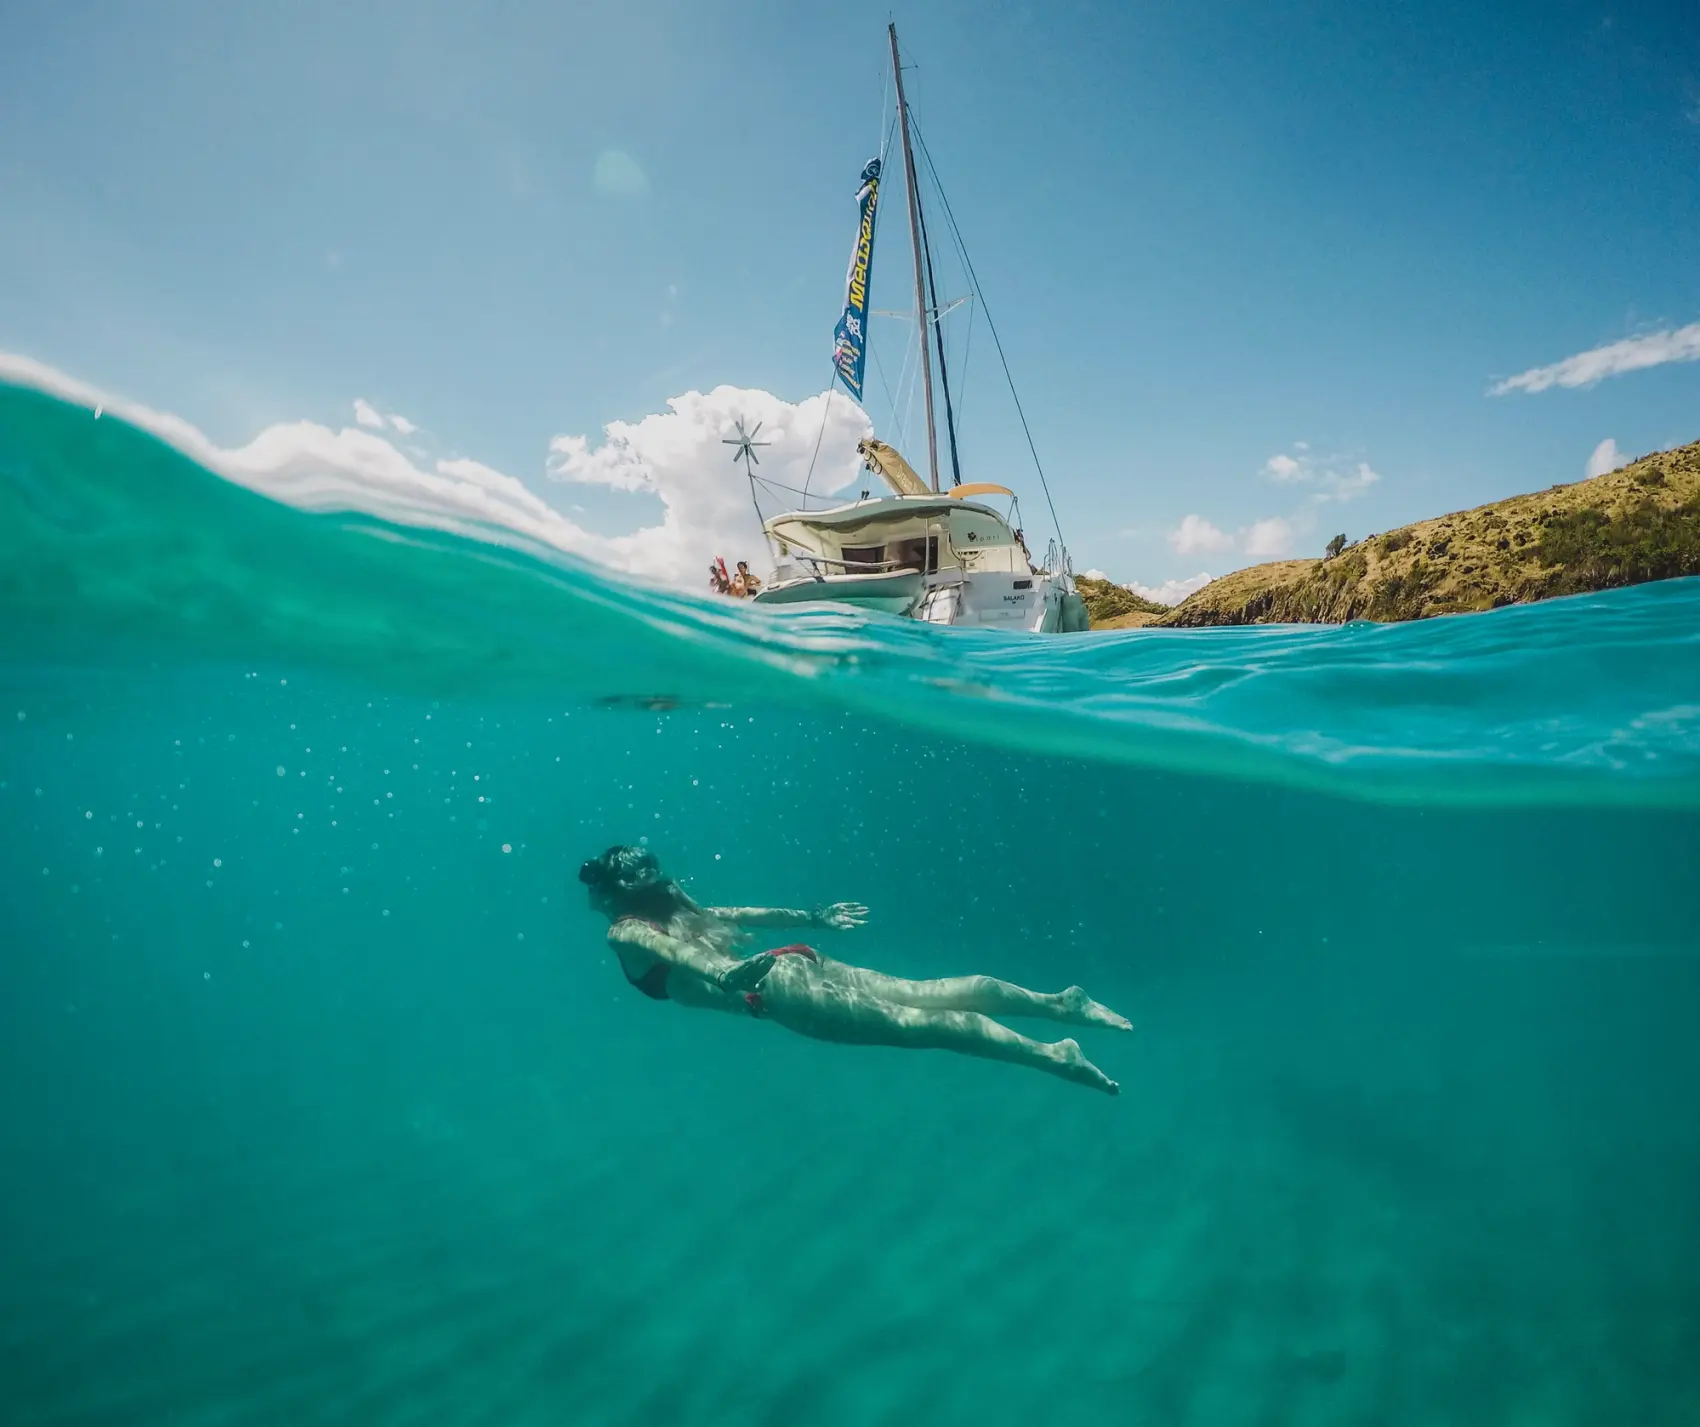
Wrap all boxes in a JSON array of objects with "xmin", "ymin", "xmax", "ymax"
[{"xmin": 1094, "ymin": 439, "xmax": 1700, "ymax": 629}]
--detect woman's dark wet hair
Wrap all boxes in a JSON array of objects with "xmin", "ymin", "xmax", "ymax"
[{"xmin": 579, "ymin": 845, "xmax": 690, "ymax": 921}]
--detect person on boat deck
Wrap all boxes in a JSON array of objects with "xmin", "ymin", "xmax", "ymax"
[
  {"xmin": 735, "ymin": 560, "xmax": 762, "ymax": 595},
  {"xmin": 577, "ymin": 844, "xmax": 1128, "ymax": 1095},
  {"xmin": 708, "ymin": 562, "xmax": 730, "ymax": 595}
]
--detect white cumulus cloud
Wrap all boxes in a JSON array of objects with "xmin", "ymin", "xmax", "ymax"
[
  {"xmin": 1490, "ymin": 323, "xmax": 1700, "ymax": 395},
  {"xmin": 1263, "ymin": 453, "xmax": 1305, "ymax": 482},
  {"xmin": 547, "ymin": 386, "xmax": 871, "ymax": 582},
  {"xmin": 1585, "ymin": 438, "xmax": 1623, "ymax": 479},
  {"xmin": 1128, "ymin": 572, "xmax": 1214, "ymax": 606},
  {"xmin": 1168, "ymin": 513, "xmax": 1236, "ymax": 556}
]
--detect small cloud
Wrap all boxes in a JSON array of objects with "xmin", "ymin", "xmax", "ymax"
[
  {"xmin": 1490, "ymin": 322, "xmax": 1700, "ymax": 395},
  {"xmin": 1244, "ymin": 517, "xmax": 1297, "ymax": 558},
  {"xmin": 1127, "ymin": 572, "xmax": 1214, "ymax": 606},
  {"xmin": 1585, "ymin": 438, "xmax": 1623, "ymax": 479},
  {"xmin": 1168, "ymin": 514, "xmax": 1235, "ymax": 556},
  {"xmin": 594, "ymin": 148, "xmax": 651, "ymax": 199},
  {"xmin": 1083, "ymin": 568, "xmax": 1213, "ymax": 606},
  {"xmin": 1261, "ymin": 446, "xmax": 1380, "ymax": 502},
  {"xmin": 1323, "ymin": 462, "xmax": 1380, "ymax": 501},
  {"xmin": 352, "ymin": 399, "xmax": 417, "ymax": 436}
]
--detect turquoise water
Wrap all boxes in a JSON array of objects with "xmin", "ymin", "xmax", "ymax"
[{"xmin": 3, "ymin": 378, "xmax": 1699, "ymax": 1425}]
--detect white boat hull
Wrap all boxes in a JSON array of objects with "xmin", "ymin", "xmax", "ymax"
[
  {"xmin": 753, "ymin": 495, "xmax": 1088, "ymax": 632},
  {"xmin": 917, "ymin": 571, "xmax": 1084, "ymax": 633}
]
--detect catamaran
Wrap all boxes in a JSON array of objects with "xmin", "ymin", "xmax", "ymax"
[{"xmin": 748, "ymin": 24, "xmax": 1088, "ymax": 634}]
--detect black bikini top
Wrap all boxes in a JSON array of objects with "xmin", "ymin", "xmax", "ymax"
[
  {"xmin": 612, "ymin": 918, "xmax": 671, "ymax": 1001},
  {"xmin": 626, "ymin": 959, "xmax": 670, "ymax": 1001}
]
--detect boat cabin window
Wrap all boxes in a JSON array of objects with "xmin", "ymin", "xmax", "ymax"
[
  {"xmin": 886, "ymin": 535, "xmax": 939, "ymax": 573},
  {"xmin": 840, "ymin": 544, "xmax": 885, "ymax": 571}
]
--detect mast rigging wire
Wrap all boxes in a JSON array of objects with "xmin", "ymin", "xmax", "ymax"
[
  {"xmin": 800, "ymin": 374, "xmax": 836, "ymax": 503},
  {"xmin": 913, "ymin": 145, "xmax": 963, "ymax": 487},
  {"xmin": 910, "ymin": 116, "xmax": 1067, "ymax": 555}
]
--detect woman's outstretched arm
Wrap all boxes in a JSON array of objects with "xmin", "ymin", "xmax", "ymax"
[{"xmin": 703, "ymin": 902, "xmax": 869, "ymax": 931}]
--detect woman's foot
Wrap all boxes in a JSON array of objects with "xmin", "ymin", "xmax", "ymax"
[
  {"xmin": 1050, "ymin": 1037, "xmax": 1120, "ymax": 1095},
  {"xmin": 1057, "ymin": 986, "xmax": 1132, "ymax": 1032}
]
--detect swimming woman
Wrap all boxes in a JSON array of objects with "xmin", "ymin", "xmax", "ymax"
[{"xmin": 578, "ymin": 844, "xmax": 1129, "ymax": 1095}]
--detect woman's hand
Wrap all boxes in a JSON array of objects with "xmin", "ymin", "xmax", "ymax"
[
  {"xmin": 718, "ymin": 953, "xmax": 775, "ymax": 994},
  {"xmin": 813, "ymin": 902, "xmax": 869, "ymax": 931}
]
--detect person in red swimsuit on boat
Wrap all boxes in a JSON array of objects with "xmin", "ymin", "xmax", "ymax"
[{"xmin": 577, "ymin": 844, "xmax": 1128, "ymax": 1095}]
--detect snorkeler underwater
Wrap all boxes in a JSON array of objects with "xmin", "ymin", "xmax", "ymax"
[{"xmin": 580, "ymin": 843, "xmax": 1130, "ymax": 1093}]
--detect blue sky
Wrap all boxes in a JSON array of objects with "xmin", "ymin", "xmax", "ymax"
[{"xmin": 3, "ymin": 0, "xmax": 1698, "ymax": 592}]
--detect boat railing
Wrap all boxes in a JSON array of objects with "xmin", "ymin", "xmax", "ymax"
[{"xmin": 1039, "ymin": 537, "xmax": 1074, "ymax": 580}]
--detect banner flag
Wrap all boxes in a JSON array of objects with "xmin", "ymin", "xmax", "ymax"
[{"xmin": 832, "ymin": 157, "xmax": 882, "ymax": 400}]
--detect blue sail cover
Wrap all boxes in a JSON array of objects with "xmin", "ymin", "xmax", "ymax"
[{"xmin": 832, "ymin": 158, "xmax": 882, "ymax": 400}]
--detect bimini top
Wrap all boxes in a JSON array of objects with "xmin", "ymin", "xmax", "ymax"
[
  {"xmin": 764, "ymin": 493, "xmax": 1008, "ymax": 535},
  {"xmin": 947, "ymin": 482, "xmax": 1015, "ymax": 499}
]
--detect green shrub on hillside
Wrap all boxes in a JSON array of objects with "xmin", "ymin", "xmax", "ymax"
[
  {"xmin": 1075, "ymin": 575, "xmax": 1167, "ymax": 624},
  {"xmin": 1366, "ymin": 557, "xmax": 1440, "ymax": 620},
  {"xmin": 1536, "ymin": 496, "xmax": 1700, "ymax": 592}
]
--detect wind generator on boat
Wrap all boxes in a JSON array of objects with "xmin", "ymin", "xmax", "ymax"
[{"xmin": 748, "ymin": 23, "xmax": 1088, "ymax": 634}]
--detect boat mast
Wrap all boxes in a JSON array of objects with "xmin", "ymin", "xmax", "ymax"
[{"xmin": 889, "ymin": 22, "xmax": 939, "ymax": 493}]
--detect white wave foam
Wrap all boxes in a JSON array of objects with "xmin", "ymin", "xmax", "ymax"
[{"xmin": 0, "ymin": 352, "xmax": 872, "ymax": 589}]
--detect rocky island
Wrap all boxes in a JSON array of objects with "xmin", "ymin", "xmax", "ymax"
[{"xmin": 1086, "ymin": 439, "xmax": 1700, "ymax": 629}]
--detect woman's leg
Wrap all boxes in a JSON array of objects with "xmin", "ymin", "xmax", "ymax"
[
  {"xmin": 839, "ymin": 965, "xmax": 1131, "ymax": 1032},
  {"xmin": 758, "ymin": 967, "xmax": 1119, "ymax": 1094},
  {"xmin": 886, "ymin": 1005, "xmax": 1119, "ymax": 1094}
]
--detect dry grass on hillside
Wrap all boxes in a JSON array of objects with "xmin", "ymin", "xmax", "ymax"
[{"xmin": 1150, "ymin": 440, "xmax": 1700, "ymax": 627}]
